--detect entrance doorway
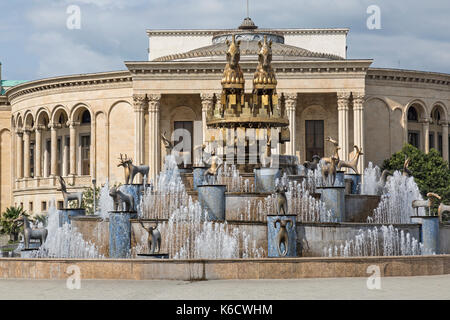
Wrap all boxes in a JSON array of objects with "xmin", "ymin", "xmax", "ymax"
[{"xmin": 305, "ymin": 120, "xmax": 324, "ymax": 161}]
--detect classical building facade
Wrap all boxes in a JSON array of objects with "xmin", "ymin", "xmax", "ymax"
[{"xmin": 0, "ymin": 18, "xmax": 449, "ymax": 214}]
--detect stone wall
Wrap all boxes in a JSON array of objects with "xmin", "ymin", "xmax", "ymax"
[{"xmin": 440, "ymin": 225, "xmax": 450, "ymax": 254}]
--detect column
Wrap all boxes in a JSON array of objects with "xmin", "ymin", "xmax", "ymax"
[
  {"xmin": 284, "ymin": 93, "xmax": 298, "ymax": 156},
  {"xmin": 353, "ymin": 92, "xmax": 365, "ymax": 173},
  {"xmin": 200, "ymin": 93, "xmax": 214, "ymax": 144},
  {"xmin": 442, "ymin": 121, "xmax": 449, "ymax": 162},
  {"xmin": 35, "ymin": 126, "xmax": 42, "ymax": 178},
  {"xmin": 50, "ymin": 124, "xmax": 58, "ymax": 176},
  {"xmin": 69, "ymin": 121, "xmax": 78, "ymax": 176},
  {"xmin": 23, "ymin": 129, "xmax": 31, "ymax": 178},
  {"xmin": 422, "ymin": 118, "xmax": 430, "ymax": 153},
  {"xmin": 16, "ymin": 130, "xmax": 23, "ymax": 179},
  {"xmin": 133, "ymin": 94, "xmax": 147, "ymax": 166},
  {"xmin": 62, "ymin": 136, "xmax": 69, "ymax": 176},
  {"xmin": 148, "ymin": 94, "xmax": 161, "ymax": 181},
  {"xmin": 337, "ymin": 91, "xmax": 351, "ymax": 162}
]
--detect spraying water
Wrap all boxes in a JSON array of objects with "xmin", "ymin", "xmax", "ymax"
[
  {"xmin": 323, "ymin": 225, "xmax": 432, "ymax": 257},
  {"xmin": 27, "ymin": 203, "xmax": 103, "ymax": 259}
]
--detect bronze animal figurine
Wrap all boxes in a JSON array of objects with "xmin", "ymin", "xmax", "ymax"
[
  {"xmin": 321, "ymin": 156, "xmax": 339, "ymax": 186},
  {"xmin": 275, "ymin": 185, "xmax": 288, "ymax": 215},
  {"xmin": 323, "ymin": 137, "xmax": 340, "ymax": 165},
  {"xmin": 204, "ymin": 150, "xmax": 223, "ymax": 184},
  {"xmin": 57, "ymin": 176, "xmax": 83, "ymax": 208},
  {"xmin": 109, "ymin": 186, "xmax": 135, "ymax": 212},
  {"xmin": 260, "ymin": 138, "xmax": 272, "ymax": 168},
  {"xmin": 412, "ymin": 192, "xmax": 441, "ymax": 216},
  {"xmin": 337, "ymin": 145, "xmax": 364, "ymax": 174},
  {"xmin": 14, "ymin": 215, "xmax": 47, "ymax": 250},
  {"xmin": 304, "ymin": 155, "xmax": 321, "ymax": 171},
  {"xmin": 117, "ymin": 154, "xmax": 149, "ymax": 185},
  {"xmin": 161, "ymin": 132, "xmax": 174, "ymax": 154},
  {"xmin": 402, "ymin": 157, "xmax": 412, "ymax": 177},
  {"xmin": 274, "ymin": 219, "xmax": 293, "ymax": 257},
  {"xmin": 438, "ymin": 203, "xmax": 450, "ymax": 223},
  {"xmin": 139, "ymin": 220, "xmax": 161, "ymax": 254}
]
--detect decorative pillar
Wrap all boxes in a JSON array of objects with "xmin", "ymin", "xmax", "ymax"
[
  {"xmin": 23, "ymin": 129, "xmax": 31, "ymax": 178},
  {"xmin": 62, "ymin": 135, "xmax": 69, "ymax": 176},
  {"xmin": 441, "ymin": 121, "xmax": 449, "ymax": 162},
  {"xmin": 34, "ymin": 126, "xmax": 42, "ymax": 178},
  {"xmin": 284, "ymin": 93, "xmax": 298, "ymax": 156},
  {"xmin": 422, "ymin": 118, "xmax": 430, "ymax": 154},
  {"xmin": 68, "ymin": 121, "xmax": 78, "ymax": 176},
  {"xmin": 133, "ymin": 94, "xmax": 147, "ymax": 166},
  {"xmin": 353, "ymin": 92, "xmax": 365, "ymax": 173},
  {"xmin": 49, "ymin": 124, "xmax": 58, "ymax": 176},
  {"xmin": 200, "ymin": 93, "xmax": 214, "ymax": 144},
  {"xmin": 337, "ymin": 91, "xmax": 351, "ymax": 162},
  {"xmin": 16, "ymin": 130, "xmax": 23, "ymax": 179},
  {"xmin": 148, "ymin": 94, "xmax": 161, "ymax": 181}
]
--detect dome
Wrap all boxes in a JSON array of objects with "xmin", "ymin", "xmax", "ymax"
[{"xmin": 153, "ymin": 40, "xmax": 344, "ymax": 62}]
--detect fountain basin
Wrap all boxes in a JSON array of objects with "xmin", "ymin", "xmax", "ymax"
[
  {"xmin": 317, "ymin": 186, "xmax": 345, "ymax": 222},
  {"xmin": 267, "ymin": 215, "xmax": 297, "ymax": 257},
  {"xmin": 254, "ymin": 168, "xmax": 281, "ymax": 193},
  {"xmin": 345, "ymin": 173, "xmax": 361, "ymax": 194}
]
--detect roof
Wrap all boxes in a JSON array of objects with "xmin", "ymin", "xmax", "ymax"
[
  {"xmin": 1, "ymin": 80, "xmax": 28, "ymax": 95},
  {"xmin": 154, "ymin": 41, "xmax": 344, "ymax": 62}
]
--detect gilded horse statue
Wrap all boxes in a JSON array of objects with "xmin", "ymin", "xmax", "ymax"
[
  {"xmin": 222, "ymin": 35, "xmax": 244, "ymax": 87},
  {"xmin": 254, "ymin": 35, "xmax": 277, "ymax": 89}
]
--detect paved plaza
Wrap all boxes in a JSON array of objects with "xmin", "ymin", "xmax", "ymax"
[{"xmin": 0, "ymin": 275, "xmax": 448, "ymax": 300}]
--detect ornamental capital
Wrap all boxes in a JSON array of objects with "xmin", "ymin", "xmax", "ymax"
[
  {"xmin": 133, "ymin": 94, "xmax": 147, "ymax": 111},
  {"xmin": 283, "ymin": 93, "xmax": 298, "ymax": 110},
  {"xmin": 148, "ymin": 94, "xmax": 161, "ymax": 112}
]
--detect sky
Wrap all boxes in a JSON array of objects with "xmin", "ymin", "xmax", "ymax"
[{"xmin": 0, "ymin": 0, "xmax": 449, "ymax": 81}]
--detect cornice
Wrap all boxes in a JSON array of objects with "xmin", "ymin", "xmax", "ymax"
[
  {"xmin": 367, "ymin": 68, "xmax": 450, "ymax": 87},
  {"xmin": 7, "ymin": 71, "xmax": 132, "ymax": 104},
  {"xmin": 125, "ymin": 60, "xmax": 373, "ymax": 79},
  {"xmin": 146, "ymin": 28, "xmax": 349, "ymax": 37}
]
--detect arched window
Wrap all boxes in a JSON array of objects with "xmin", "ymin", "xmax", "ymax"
[
  {"xmin": 407, "ymin": 107, "xmax": 418, "ymax": 122},
  {"xmin": 81, "ymin": 110, "xmax": 91, "ymax": 124},
  {"xmin": 432, "ymin": 109, "xmax": 441, "ymax": 122}
]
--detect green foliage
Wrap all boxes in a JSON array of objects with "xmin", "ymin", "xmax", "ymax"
[
  {"xmin": 382, "ymin": 144, "xmax": 450, "ymax": 220},
  {"xmin": 0, "ymin": 206, "xmax": 29, "ymax": 241},
  {"xmin": 33, "ymin": 214, "xmax": 48, "ymax": 227}
]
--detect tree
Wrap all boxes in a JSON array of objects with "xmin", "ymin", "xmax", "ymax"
[
  {"xmin": 0, "ymin": 207, "xmax": 29, "ymax": 242},
  {"xmin": 382, "ymin": 144, "xmax": 450, "ymax": 221}
]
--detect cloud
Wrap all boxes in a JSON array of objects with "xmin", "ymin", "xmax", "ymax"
[{"xmin": 1, "ymin": 0, "xmax": 450, "ymax": 79}]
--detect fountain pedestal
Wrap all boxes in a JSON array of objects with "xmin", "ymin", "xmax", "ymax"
[
  {"xmin": 267, "ymin": 215, "xmax": 297, "ymax": 257},
  {"xmin": 109, "ymin": 211, "xmax": 137, "ymax": 258},
  {"xmin": 334, "ymin": 171, "xmax": 345, "ymax": 187},
  {"xmin": 193, "ymin": 166, "xmax": 207, "ymax": 190},
  {"xmin": 345, "ymin": 173, "xmax": 361, "ymax": 194},
  {"xmin": 254, "ymin": 168, "xmax": 281, "ymax": 193},
  {"xmin": 317, "ymin": 186, "xmax": 345, "ymax": 222},
  {"xmin": 411, "ymin": 215, "xmax": 440, "ymax": 254},
  {"xmin": 58, "ymin": 208, "xmax": 86, "ymax": 227},
  {"xmin": 197, "ymin": 185, "xmax": 226, "ymax": 221}
]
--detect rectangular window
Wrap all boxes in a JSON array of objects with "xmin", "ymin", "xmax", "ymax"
[
  {"xmin": 408, "ymin": 131, "xmax": 420, "ymax": 149},
  {"xmin": 46, "ymin": 139, "xmax": 51, "ymax": 177},
  {"xmin": 57, "ymin": 137, "xmax": 62, "ymax": 176},
  {"xmin": 41, "ymin": 201, "xmax": 47, "ymax": 212},
  {"xmin": 438, "ymin": 134, "xmax": 443, "ymax": 156},
  {"xmin": 305, "ymin": 120, "xmax": 324, "ymax": 161},
  {"xmin": 429, "ymin": 132, "xmax": 435, "ymax": 150},
  {"xmin": 57, "ymin": 201, "xmax": 64, "ymax": 210},
  {"xmin": 174, "ymin": 121, "xmax": 193, "ymax": 167},
  {"xmin": 81, "ymin": 135, "xmax": 91, "ymax": 175},
  {"xmin": 30, "ymin": 141, "xmax": 35, "ymax": 178},
  {"xmin": 29, "ymin": 202, "xmax": 33, "ymax": 213}
]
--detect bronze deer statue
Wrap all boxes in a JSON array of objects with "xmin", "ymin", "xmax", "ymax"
[
  {"xmin": 321, "ymin": 156, "xmax": 339, "ymax": 186},
  {"xmin": 337, "ymin": 145, "xmax": 364, "ymax": 174},
  {"xmin": 14, "ymin": 215, "xmax": 47, "ymax": 249},
  {"xmin": 117, "ymin": 154, "xmax": 149, "ymax": 185},
  {"xmin": 138, "ymin": 220, "xmax": 161, "ymax": 254},
  {"xmin": 58, "ymin": 176, "xmax": 83, "ymax": 208}
]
